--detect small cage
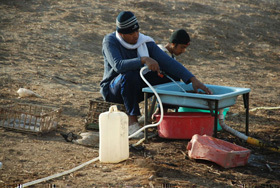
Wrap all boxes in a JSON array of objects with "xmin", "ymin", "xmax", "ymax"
[
  {"xmin": 0, "ymin": 103, "xmax": 62, "ymax": 134},
  {"xmin": 85, "ymin": 99, "xmax": 126, "ymax": 130}
]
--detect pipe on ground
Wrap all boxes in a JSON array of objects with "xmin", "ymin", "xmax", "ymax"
[{"xmin": 218, "ymin": 109, "xmax": 280, "ymax": 153}]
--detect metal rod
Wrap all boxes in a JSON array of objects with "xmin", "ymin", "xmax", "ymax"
[
  {"xmin": 148, "ymin": 96, "xmax": 157, "ymax": 120},
  {"xmin": 243, "ymin": 93, "xmax": 250, "ymax": 136},
  {"xmin": 214, "ymin": 100, "xmax": 219, "ymax": 138},
  {"xmin": 164, "ymin": 74, "xmax": 186, "ymax": 93},
  {"xmin": 207, "ymin": 101, "xmax": 214, "ymax": 116},
  {"xmin": 144, "ymin": 92, "xmax": 148, "ymax": 141}
]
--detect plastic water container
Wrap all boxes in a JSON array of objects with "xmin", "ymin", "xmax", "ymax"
[
  {"xmin": 99, "ymin": 105, "xmax": 129, "ymax": 163},
  {"xmin": 178, "ymin": 107, "xmax": 230, "ymax": 131}
]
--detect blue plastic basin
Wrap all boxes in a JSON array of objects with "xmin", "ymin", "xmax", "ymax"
[{"xmin": 142, "ymin": 82, "xmax": 250, "ymax": 109}]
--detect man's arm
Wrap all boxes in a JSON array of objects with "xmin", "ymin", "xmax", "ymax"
[
  {"xmin": 147, "ymin": 42, "xmax": 212, "ymax": 94},
  {"xmin": 102, "ymin": 34, "xmax": 142, "ymax": 73},
  {"xmin": 147, "ymin": 42, "xmax": 194, "ymax": 83}
]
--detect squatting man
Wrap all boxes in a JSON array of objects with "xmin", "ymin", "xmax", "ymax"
[{"xmin": 100, "ymin": 11, "xmax": 212, "ymax": 138}]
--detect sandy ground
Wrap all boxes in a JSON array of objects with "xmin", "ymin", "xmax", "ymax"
[{"xmin": 0, "ymin": 0, "xmax": 280, "ymax": 187}]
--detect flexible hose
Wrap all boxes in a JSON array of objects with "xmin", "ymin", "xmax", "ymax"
[
  {"xmin": 18, "ymin": 66, "xmax": 163, "ymax": 187},
  {"xmin": 250, "ymin": 106, "xmax": 280, "ymax": 112},
  {"xmin": 17, "ymin": 157, "xmax": 100, "ymax": 188},
  {"xmin": 219, "ymin": 109, "xmax": 280, "ymax": 153},
  {"xmin": 128, "ymin": 66, "xmax": 164, "ymax": 139}
]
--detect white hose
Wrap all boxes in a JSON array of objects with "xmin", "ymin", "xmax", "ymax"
[
  {"xmin": 17, "ymin": 157, "xmax": 99, "ymax": 188},
  {"xmin": 250, "ymin": 106, "xmax": 280, "ymax": 112},
  {"xmin": 128, "ymin": 66, "xmax": 164, "ymax": 139},
  {"xmin": 18, "ymin": 66, "xmax": 163, "ymax": 187},
  {"xmin": 218, "ymin": 109, "xmax": 248, "ymax": 141}
]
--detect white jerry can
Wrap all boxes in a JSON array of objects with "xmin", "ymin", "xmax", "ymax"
[{"xmin": 99, "ymin": 105, "xmax": 129, "ymax": 163}]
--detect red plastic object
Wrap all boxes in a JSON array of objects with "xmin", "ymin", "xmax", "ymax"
[
  {"xmin": 155, "ymin": 112, "xmax": 214, "ymax": 139},
  {"xmin": 187, "ymin": 134, "xmax": 251, "ymax": 168}
]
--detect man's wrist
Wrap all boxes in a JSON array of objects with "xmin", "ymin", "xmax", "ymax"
[
  {"xmin": 189, "ymin": 76, "xmax": 196, "ymax": 82},
  {"xmin": 140, "ymin": 57, "xmax": 147, "ymax": 65}
]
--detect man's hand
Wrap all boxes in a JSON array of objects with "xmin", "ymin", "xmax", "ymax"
[
  {"xmin": 190, "ymin": 77, "xmax": 213, "ymax": 94},
  {"xmin": 141, "ymin": 56, "xmax": 160, "ymax": 74}
]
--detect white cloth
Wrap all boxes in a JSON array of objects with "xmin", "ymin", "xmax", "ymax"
[
  {"xmin": 116, "ymin": 32, "xmax": 155, "ymax": 74},
  {"xmin": 116, "ymin": 31, "xmax": 154, "ymax": 56},
  {"xmin": 157, "ymin": 44, "xmax": 175, "ymax": 59},
  {"xmin": 157, "ymin": 44, "xmax": 168, "ymax": 52}
]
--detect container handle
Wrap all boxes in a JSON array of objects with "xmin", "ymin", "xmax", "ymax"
[{"xmin": 109, "ymin": 105, "xmax": 120, "ymax": 113}]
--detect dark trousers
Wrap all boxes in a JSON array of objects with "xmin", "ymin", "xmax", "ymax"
[{"xmin": 106, "ymin": 70, "xmax": 179, "ymax": 116}]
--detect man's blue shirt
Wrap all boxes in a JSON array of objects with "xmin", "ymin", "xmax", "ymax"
[{"xmin": 100, "ymin": 32, "xmax": 194, "ymax": 100}]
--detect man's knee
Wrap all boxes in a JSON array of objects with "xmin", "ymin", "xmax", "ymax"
[{"xmin": 122, "ymin": 71, "xmax": 141, "ymax": 86}]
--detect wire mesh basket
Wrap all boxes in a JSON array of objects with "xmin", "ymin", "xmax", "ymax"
[
  {"xmin": 0, "ymin": 103, "xmax": 62, "ymax": 134},
  {"xmin": 85, "ymin": 99, "xmax": 126, "ymax": 130}
]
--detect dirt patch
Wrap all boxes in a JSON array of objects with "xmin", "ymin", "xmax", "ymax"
[{"xmin": 0, "ymin": 0, "xmax": 280, "ymax": 187}]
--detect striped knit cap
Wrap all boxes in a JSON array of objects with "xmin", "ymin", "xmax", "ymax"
[{"xmin": 116, "ymin": 11, "xmax": 139, "ymax": 34}]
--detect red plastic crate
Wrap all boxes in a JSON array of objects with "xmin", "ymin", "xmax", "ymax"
[
  {"xmin": 155, "ymin": 112, "xmax": 214, "ymax": 139},
  {"xmin": 187, "ymin": 134, "xmax": 251, "ymax": 168}
]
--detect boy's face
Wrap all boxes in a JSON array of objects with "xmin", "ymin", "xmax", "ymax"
[
  {"xmin": 120, "ymin": 30, "xmax": 139, "ymax": 44},
  {"xmin": 172, "ymin": 42, "xmax": 190, "ymax": 56}
]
